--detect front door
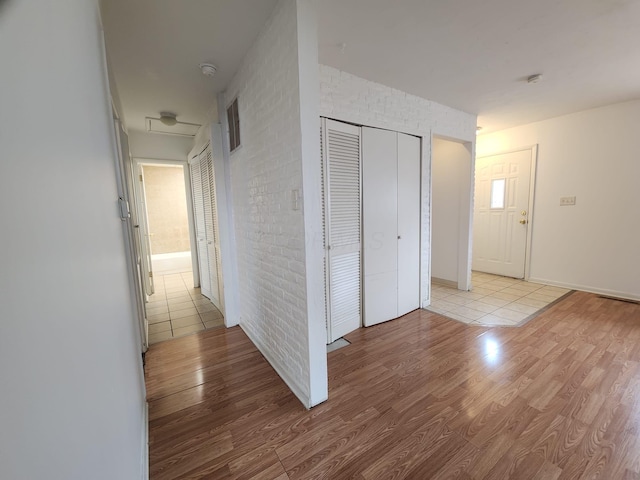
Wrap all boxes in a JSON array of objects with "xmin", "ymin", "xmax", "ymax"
[{"xmin": 473, "ymin": 149, "xmax": 533, "ymax": 278}]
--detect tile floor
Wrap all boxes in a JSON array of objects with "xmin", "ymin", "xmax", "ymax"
[
  {"xmin": 427, "ymin": 271, "xmax": 572, "ymax": 327},
  {"xmin": 146, "ymin": 271, "xmax": 224, "ymax": 345}
]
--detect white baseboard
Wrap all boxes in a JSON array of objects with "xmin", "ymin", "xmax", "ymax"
[
  {"xmin": 239, "ymin": 323, "xmax": 311, "ymax": 409},
  {"xmin": 527, "ymin": 277, "xmax": 640, "ymax": 302},
  {"xmin": 141, "ymin": 402, "xmax": 149, "ymax": 480}
]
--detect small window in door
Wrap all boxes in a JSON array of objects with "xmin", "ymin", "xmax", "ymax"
[
  {"xmin": 490, "ymin": 178, "xmax": 506, "ymax": 209},
  {"xmin": 227, "ymin": 98, "xmax": 241, "ymax": 152}
]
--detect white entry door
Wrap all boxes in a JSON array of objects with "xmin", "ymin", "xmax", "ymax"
[{"xmin": 473, "ymin": 149, "xmax": 533, "ymax": 278}]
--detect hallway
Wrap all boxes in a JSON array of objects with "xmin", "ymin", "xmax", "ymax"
[{"xmin": 146, "ymin": 271, "xmax": 224, "ymax": 344}]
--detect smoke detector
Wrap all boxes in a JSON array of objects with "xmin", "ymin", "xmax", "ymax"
[
  {"xmin": 199, "ymin": 63, "xmax": 218, "ymax": 77},
  {"xmin": 159, "ymin": 112, "xmax": 177, "ymax": 126},
  {"xmin": 527, "ymin": 73, "xmax": 543, "ymax": 84}
]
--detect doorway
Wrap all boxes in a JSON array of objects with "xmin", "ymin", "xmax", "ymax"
[
  {"xmin": 431, "ymin": 136, "xmax": 474, "ymax": 291},
  {"xmin": 134, "ymin": 160, "xmax": 224, "ymax": 344},
  {"xmin": 472, "ymin": 146, "xmax": 537, "ymax": 279}
]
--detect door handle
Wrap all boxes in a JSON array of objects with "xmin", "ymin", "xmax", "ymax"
[{"xmin": 519, "ymin": 219, "xmax": 527, "ymax": 225}]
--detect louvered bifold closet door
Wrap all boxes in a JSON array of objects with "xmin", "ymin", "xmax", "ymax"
[
  {"xmin": 202, "ymin": 145, "xmax": 222, "ymax": 310},
  {"xmin": 191, "ymin": 150, "xmax": 211, "ymax": 299},
  {"xmin": 322, "ymin": 118, "xmax": 362, "ymax": 343}
]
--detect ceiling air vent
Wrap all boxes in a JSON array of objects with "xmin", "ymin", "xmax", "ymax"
[{"xmin": 145, "ymin": 117, "xmax": 201, "ymax": 137}]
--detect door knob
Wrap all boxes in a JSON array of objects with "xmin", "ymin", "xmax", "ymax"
[
  {"xmin": 521, "ymin": 210, "xmax": 527, "ymax": 216},
  {"xmin": 519, "ymin": 219, "xmax": 527, "ymax": 225}
]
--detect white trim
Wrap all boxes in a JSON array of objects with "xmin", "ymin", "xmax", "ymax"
[
  {"xmin": 239, "ymin": 324, "xmax": 311, "ymax": 409},
  {"xmin": 141, "ymin": 402, "xmax": 149, "ymax": 480},
  {"xmin": 528, "ymin": 277, "xmax": 640, "ymax": 302}
]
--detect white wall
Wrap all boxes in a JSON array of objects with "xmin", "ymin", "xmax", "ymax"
[
  {"xmin": 477, "ymin": 100, "xmax": 640, "ymax": 300},
  {"xmin": 129, "ymin": 130, "xmax": 192, "ymax": 161},
  {"xmin": 432, "ymin": 138, "xmax": 472, "ymax": 286},
  {"xmin": 319, "ymin": 65, "xmax": 477, "ymax": 304},
  {"xmin": 222, "ymin": 0, "xmax": 327, "ymax": 408},
  {"xmin": 0, "ymin": 2, "xmax": 146, "ymax": 479}
]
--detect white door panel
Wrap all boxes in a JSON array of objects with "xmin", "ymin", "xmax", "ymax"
[
  {"xmin": 323, "ymin": 119, "xmax": 362, "ymax": 343},
  {"xmin": 365, "ymin": 271, "xmax": 398, "ymax": 325},
  {"xmin": 397, "ymin": 133, "xmax": 421, "ymax": 316},
  {"xmin": 473, "ymin": 150, "xmax": 531, "ymax": 278}
]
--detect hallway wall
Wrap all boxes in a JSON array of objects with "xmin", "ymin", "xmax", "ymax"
[{"xmin": 0, "ymin": 1, "xmax": 146, "ymax": 479}]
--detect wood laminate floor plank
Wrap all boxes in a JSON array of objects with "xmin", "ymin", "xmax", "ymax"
[{"xmin": 146, "ymin": 291, "xmax": 640, "ymax": 479}]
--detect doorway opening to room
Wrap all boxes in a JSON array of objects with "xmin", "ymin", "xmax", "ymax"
[
  {"xmin": 134, "ymin": 160, "xmax": 224, "ymax": 345},
  {"xmin": 430, "ymin": 136, "xmax": 473, "ymax": 292}
]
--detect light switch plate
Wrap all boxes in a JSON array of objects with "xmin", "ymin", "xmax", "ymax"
[{"xmin": 560, "ymin": 196, "xmax": 576, "ymax": 206}]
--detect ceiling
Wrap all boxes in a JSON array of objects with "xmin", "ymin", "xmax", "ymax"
[{"xmin": 102, "ymin": 0, "xmax": 640, "ymax": 134}]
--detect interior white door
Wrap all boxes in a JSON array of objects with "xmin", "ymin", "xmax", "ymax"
[
  {"xmin": 363, "ymin": 127, "xmax": 398, "ymax": 326},
  {"xmin": 201, "ymin": 145, "xmax": 221, "ymax": 309},
  {"xmin": 136, "ymin": 165, "xmax": 155, "ymax": 297},
  {"xmin": 190, "ymin": 152, "xmax": 212, "ymax": 298},
  {"xmin": 473, "ymin": 149, "xmax": 532, "ymax": 278},
  {"xmin": 322, "ymin": 119, "xmax": 362, "ymax": 343},
  {"xmin": 397, "ymin": 133, "xmax": 421, "ymax": 316}
]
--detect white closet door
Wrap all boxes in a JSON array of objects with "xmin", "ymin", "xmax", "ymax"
[
  {"xmin": 323, "ymin": 119, "xmax": 362, "ymax": 342},
  {"xmin": 190, "ymin": 153, "xmax": 211, "ymax": 298},
  {"xmin": 363, "ymin": 127, "xmax": 398, "ymax": 327},
  {"xmin": 207, "ymin": 145, "xmax": 224, "ymax": 313},
  {"xmin": 397, "ymin": 133, "xmax": 421, "ymax": 315},
  {"xmin": 201, "ymin": 145, "xmax": 221, "ymax": 308}
]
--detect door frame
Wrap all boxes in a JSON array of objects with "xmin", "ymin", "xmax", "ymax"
[
  {"xmin": 132, "ymin": 158, "xmax": 199, "ymax": 283},
  {"xmin": 475, "ymin": 145, "xmax": 538, "ymax": 280}
]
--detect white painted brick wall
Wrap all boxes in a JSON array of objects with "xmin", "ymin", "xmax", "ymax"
[
  {"xmin": 223, "ymin": 0, "xmax": 316, "ymax": 406},
  {"xmin": 319, "ymin": 65, "xmax": 477, "ymax": 304}
]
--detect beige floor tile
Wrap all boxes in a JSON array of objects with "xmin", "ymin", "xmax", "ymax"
[
  {"xmin": 430, "ymin": 290, "xmax": 455, "ymax": 300},
  {"xmin": 470, "ymin": 286, "xmax": 501, "ymax": 296},
  {"xmin": 166, "ymin": 295, "xmax": 193, "ymax": 306},
  {"xmin": 449, "ymin": 305, "xmax": 486, "ymax": 321},
  {"xmin": 425, "ymin": 306, "xmax": 449, "ymax": 315},
  {"xmin": 166, "ymin": 290, "xmax": 191, "ymax": 299},
  {"xmin": 452, "ymin": 291, "xmax": 486, "ymax": 301},
  {"xmin": 503, "ymin": 302, "xmax": 540, "ymax": 315},
  {"xmin": 525, "ymin": 292, "xmax": 560, "ymax": 303},
  {"xmin": 473, "ymin": 314, "xmax": 519, "ymax": 326},
  {"xmin": 147, "ymin": 312, "xmax": 170, "ymax": 324},
  {"xmin": 196, "ymin": 303, "xmax": 218, "ymax": 313},
  {"xmin": 149, "ymin": 321, "xmax": 172, "ymax": 335},
  {"xmin": 170, "ymin": 307, "xmax": 199, "ymax": 320},
  {"xmin": 430, "ymin": 298, "xmax": 460, "ymax": 311},
  {"xmin": 537, "ymin": 286, "xmax": 570, "ymax": 297},
  {"xmin": 204, "ymin": 318, "xmax": 225, "ymax": 329},
  {"xmin": 466, "ymin": 301, "xmax": 499, "ymax": 314},
  {"xmin": 171, "ymin": 315, "xmax": 202, "ymax": 329},
  {"xmin": 149, "ymin": 330, "xmax": 173, "ymax": 344},
  {"xmin": 442, "ymin": 294, "xmax": 476, "ymax": 306},
  {"xmin": 200, "ymin": 311, "xmax": 223, "ymax": 323},
  {"xmin": 490, "ymin": 291, "xmax": 523, "ymax": 302},
  {"xmin": 505, "ymin": 283, "xmax": 542, "ymax": 294},
  {"xmin": 172, "ymin": 323, "xmax": 205, "ymax": 338},
  {"xmin": 442, "ymin": 312, "xmax": 476, "ymax": 324},
  {"xmin": 491, "ymin": 308, "xmax": 529, "ymax": 322},
  {"xmin": 169, "ymin": 300, "xmax": 196, "ymax": 312},
  {"xmin": 475, "ymin": 296, "xmax": 512, "ymax": 308},
  {"xmin": 515, "ymin": 297, "xmax": 550, "ymax": 308},
  {"xmin": 147, "ymin": 305, "xmax": 169, "ymax": 315}
]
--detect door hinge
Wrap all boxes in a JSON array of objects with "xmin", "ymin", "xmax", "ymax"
[
  {"xmin": 149, "ymin": 271, "xmax": 153, "ymax": 278},
  {"xmin": 139, "ymin": 174, "xmax": 143, "ymax": 182}
]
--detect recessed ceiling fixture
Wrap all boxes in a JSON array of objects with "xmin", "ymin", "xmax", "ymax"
[
  {"xmin": 199, "ymin": 63, "xmax": 218, "ymax": 77},
  {"xmin": 159, "ymin": 111, "xmax": 177, "ymax": 126},
  {"xmin": 527, "ymin": 73, "xmax": 543, "ymax": 84}
]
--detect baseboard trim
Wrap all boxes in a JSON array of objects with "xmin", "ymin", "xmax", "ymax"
[
  {"xmin": 239, "ymin": 323, "xmax": 311, "ymax": 409},
  {"xmin": 527, "ymin": 277, "xmax": 640, "ymax": 302},
  {"xmin": 141, "ymin": 402, "xmax": 149, "ymax": 480}
]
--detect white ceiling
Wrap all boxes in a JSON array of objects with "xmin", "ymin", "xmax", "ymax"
[{"xmin": 102, "ymin": 0, "xmax": 640, "ymax": 134}]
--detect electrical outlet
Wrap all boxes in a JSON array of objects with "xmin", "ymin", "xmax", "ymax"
[{"xmin": 560, "ymin": 196, "xmax": 576, "ymax": 206}]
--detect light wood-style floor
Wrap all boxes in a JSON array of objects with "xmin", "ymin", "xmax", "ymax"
[{"xmin": 145, "ymin": 291, "xmax": 640, "ymax": 479}]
